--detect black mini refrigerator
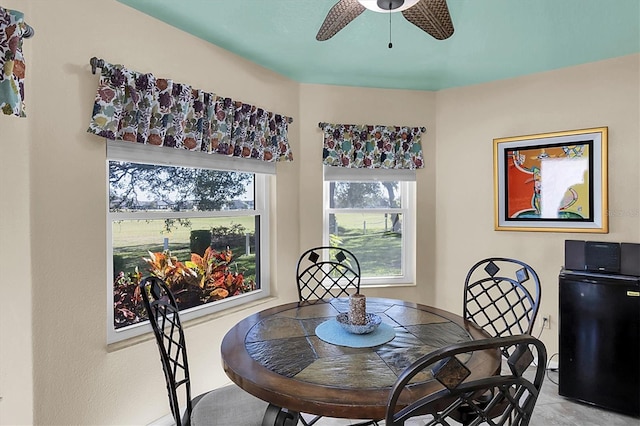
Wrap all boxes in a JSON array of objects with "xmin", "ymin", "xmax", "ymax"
[{"xmin": 559, "ymin": 268, "xmax": 640, "ymax": 417}]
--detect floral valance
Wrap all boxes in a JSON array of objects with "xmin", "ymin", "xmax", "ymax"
[
  {"xmin": 87, "ymin": 58, "xmax": 293, "ymax": 163},
  {"xmin": 319, "ymin": 122, "xmax": 425, "ymax": 169},
  {"xmin": 0, "ymin": 7, "xmax": 34, "ymax": 117}
]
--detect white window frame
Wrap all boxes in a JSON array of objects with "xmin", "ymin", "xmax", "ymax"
[
  {"xmin": 106, "ymin": 141, "xmax": 271, "ymax": 344},
  {"xmin": 323, "ymin": 167, "xmax": 416, "ymax": 287}
]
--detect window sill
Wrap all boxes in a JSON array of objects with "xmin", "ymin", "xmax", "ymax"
[
  {"xmin": 106, "ymin": 295, "xmax": 278, "ymax": 353},
  {"xmin": 361, "ymin": 281, "xmax": 417, "ymax": 289}
]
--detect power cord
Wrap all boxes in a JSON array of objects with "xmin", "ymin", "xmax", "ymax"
[
  {"xmin": 534, "ymin": 318, "xmax": 559, "ymax": 385},
  {"xmin": 546, "ymin": 352, "xmax": 559, "ymax": 385},
  {"xmin": 530, "ymin": 318, "xmax": 559, "ymax": 382},
  {"xmin": 529, "ymin": 318, "xmax": 549, "ymax": 368},
  {"xmin": 535, "ymin": 317, "xmax": 548, "ymax": 339}
]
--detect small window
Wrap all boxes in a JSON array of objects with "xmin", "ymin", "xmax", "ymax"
[
  {"xmin": 107, "ymin": 145, "xmax": 271, "ymax": 343},
  {"xmin": 324, "ymin": 173, "xmax": 415, "ymax": 286}
]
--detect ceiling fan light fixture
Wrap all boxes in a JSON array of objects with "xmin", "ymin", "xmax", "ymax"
[{"xmin": 357, "ymin": 0, "xmax": 421, "ymax": 13}]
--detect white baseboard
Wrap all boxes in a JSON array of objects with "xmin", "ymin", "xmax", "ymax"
[{"xmin": 147, "ymin": 413, "xmax": 175, "ymax": 426}]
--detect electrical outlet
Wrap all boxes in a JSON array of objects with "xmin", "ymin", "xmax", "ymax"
[{"xmin": 542, "ymin": 315, "xmax": 551, "ymax": 329}]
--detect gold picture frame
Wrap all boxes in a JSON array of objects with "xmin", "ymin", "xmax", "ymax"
[{"xmin": 494, "ymin": 127, "xmax": 608, "ymax": 233}]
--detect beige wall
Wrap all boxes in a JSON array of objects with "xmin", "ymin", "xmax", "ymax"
[
  {"xmin": 0, "ymin": 0, "xmax": 638, "ymax": 424},
  {"xmin": 434, "ymin": 54, "xmax": 640, "ymax": 356},
  {"xmin": 2, "ymin": 1, "xmax": 300, "ymax": 424},
  {"xmin": 0, "ymin": 11, "xmax": 33, "ymax": 420},
  {"xmin": 298, "ymin": 84, "xmax": 438, "ymax": 304}
]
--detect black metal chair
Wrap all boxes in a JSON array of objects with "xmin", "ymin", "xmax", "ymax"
[
  {"xmin": 296, "ymin": 246, "xmax": 361, "ymax": 305},
  {"xmin": 295, "ymin": 248, "xmax": 377, "ymax": 426},
  {"xmin": 454, "ymin": 257, "xmax": 542, "ymax": 425},
  {"xmin": 386, "ymin": 334, "xmax": 547, "ymax": 426},
  {"xmin": 463, "ymin": 258, "xmax": 542, "ymax": 340},
  {"xmin": 139, "ymin": 276, "xmax": 296, "ymax": 426}
]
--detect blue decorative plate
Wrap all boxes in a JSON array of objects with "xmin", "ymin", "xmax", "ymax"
[{"xmin": 336, "ymin": 312, "xmax": 381, "ymax": 334}]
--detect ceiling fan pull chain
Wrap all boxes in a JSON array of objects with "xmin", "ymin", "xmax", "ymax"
[{"xmin": 388, "ymin": 1, "xmax": 393, "ymax": 48}]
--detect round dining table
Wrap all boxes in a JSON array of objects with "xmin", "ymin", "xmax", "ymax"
[{"xmin": 221, "ymin": 297, "xmax": 499, "ymax": 423}]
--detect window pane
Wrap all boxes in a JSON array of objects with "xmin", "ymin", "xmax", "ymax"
[
  {"xmin": 109, "ymin": 161, "xmax": 254, "ymax": 212},
  {"xmin": 329, "ymin": 213, "xmax": 403, "ymax": 277},
  {"xmin": 112, "ymin": 216, "xmax": 259, "ymax": 329},
  {"xmin": 329, "ymin": 181, "xmax": 401, "ymax": 209}
]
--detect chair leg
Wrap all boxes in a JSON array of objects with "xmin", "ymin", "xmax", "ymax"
[{"xmin": 262, "ymin": 404, "xmax": 299, "ymax": 426}]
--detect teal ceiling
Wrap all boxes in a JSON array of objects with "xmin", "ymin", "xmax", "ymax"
[{"xmin": 117, "ymin": 0, "xmax": 639, "ymax": 91}]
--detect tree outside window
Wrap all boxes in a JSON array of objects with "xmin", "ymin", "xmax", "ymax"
[
  {"xmin": 108, "ymin": 159, "xmax": 268, "ymax": 343},
  {"xmin": 325, "ymin": 181, "xmax": 414, "ymax": 284}
]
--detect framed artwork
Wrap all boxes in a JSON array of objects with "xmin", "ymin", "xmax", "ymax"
[{"xmin": 493, "ymin": 127, "xmax": 608, "ymax": 233}]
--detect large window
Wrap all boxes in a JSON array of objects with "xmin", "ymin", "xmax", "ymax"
[
  {"xmin": 324, "ymin": 169, "xmax": 415, "ymax": 286},
  {"xmin": 107, "ymin": 143, "xmax": 270, "ymax": 343}
]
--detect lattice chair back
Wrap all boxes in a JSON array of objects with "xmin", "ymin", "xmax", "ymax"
[
  {"xmin": 139, "ymin": 276, "xmax": 193, "ymax": 426},
  {"xmin": 386, "ymin": 334, "xmax": 547, "ymax": 426},
  {"xmin": 296, "ymin": 246, "xmax": 361, "ymax": 305},
  {"xmin": 463, "ymin": 258, "xmax": 541, "ymax": 340}
]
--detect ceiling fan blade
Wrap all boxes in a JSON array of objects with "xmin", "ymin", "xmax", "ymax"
[
  {"xmin": 401, "ymin": 0, "xmax": 454, "ymax": 40},
  {"xmin": 316, "ymin": 0, "xmax": 366, "ymax": 41}
]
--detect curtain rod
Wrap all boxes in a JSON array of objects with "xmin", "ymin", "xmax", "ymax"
[
  {"xmin": 319, "ymin": 122, "xmax": 426, "ymax": 132},
  {"xmin": 23, "ymin": 24, "xmax": 34, "ymax": 38},
  {"xmin": 90, "ymin": 57, "xmax": 105, "ymax": 75}
]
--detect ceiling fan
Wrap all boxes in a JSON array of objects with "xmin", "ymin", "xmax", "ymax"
[{"xmin": 316, "ymin": 0, "xmax": 454, "ymax": 42}]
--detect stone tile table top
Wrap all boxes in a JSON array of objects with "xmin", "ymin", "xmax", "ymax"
[{"xmin": 221, "ymin": 297, "xmax": 498, "ymax": 421}]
